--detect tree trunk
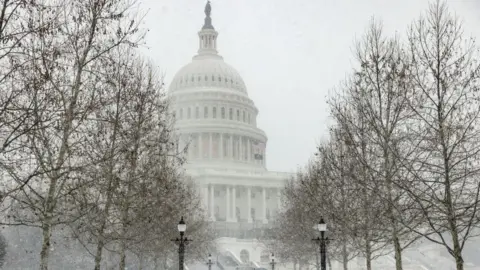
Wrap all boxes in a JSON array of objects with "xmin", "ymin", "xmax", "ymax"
[
  {"xmin": 119, "ymin": 239, "xmax": 126, "ymax": 270},
  {"xmin": 342, "ymin": 242, "xmax": 348, "ymax": 270},
  {"xmin": 365, "ymin": 240, "xmax": 372, "ymax": 270},
  {"xmin": 451, "ymin": 229, "xmax": 464, "ymax": 270},
  {"xmin": 385, "ymin": 148, "xmax": 403, "ymax": 270},
  {"xmin": 94, "ymin": 235, "xmax": 105, "ymax": 270},
  {"xmin": 39, "ymin": 218, "xmax": 52, "ymax": 270},
  {"xmin": 393, "ymin": 232, "xmax": 402, "ymax": 270}
]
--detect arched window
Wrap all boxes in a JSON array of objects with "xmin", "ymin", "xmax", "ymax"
[
  {"xmin": 229, "ymin": 108, "xmax": 233, "ymax": 120},
  {"xmin": 204, "ymin": 106, "xmax": 208, "ymax": 118},
  {"xmin": 187, "ymin": 107, "xmax": 191, "ymax": 119},
  {"xmin": 195, "ymin": 107, "xmax": 199, "ymax": 119},
  {"xmin": 236, "ymin": 110, "xmax": 240, "ymax": 121},
  {"xmin": 213, "ymin": 107, "xmax": 217, "ymax": 118},
  {"xmin": 240, "ymin": 250, "xmax": 249, "ymax": 264},
  {"xmin": 221, "ymin": 107, "xmax": 225, "ymax": 119}
]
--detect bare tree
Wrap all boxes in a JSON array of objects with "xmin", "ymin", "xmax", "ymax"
[
  {"xmin": 328, "ymin": 94, "xmax": 393, "ymax": 270},
  {"xmin": 397, "ymin": 1, "xmax": 480, "ymax": 269},
  {"xmin": 2, "ymin": 0, "xmax": 146, "ymax": 269},
  {"xmin": 335, "ymin": 19, "xmax": 421, "ymax": 270}
]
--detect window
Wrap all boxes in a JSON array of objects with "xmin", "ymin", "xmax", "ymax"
[
  {"xmin": 212, "ymin": 75, "xmax": 215, "ymax": 81},
  {"xmin": 229, "ymin": 108, "xmax": 233, "ymax": 120},
  {"xmin": 221, "ymin": 107, "xmax": 225, "ymax": 119},
  {"xmin": 213, "ymin": 107, "xmax": 217, "ymax": 118},
  {"xmin": 195, "ymin": 107, "xmax": 199, "ymax": 119},
  {"xmin": 248, "ymin": 113, "xmax": 251, "ymax": 124},
  {"xmin": 204, "ymin": 106, "xmax": 208, "ymax": 118},
  {"xmin": 243, "ymin": 111, "xmax": 246, "ymax": 122},
  {"xmin": 179, "ymin": 108, "xmax": 183, "ymax": 119},
  {"xmin": 236, "ymin": 110, "xmax": 240, "ymax": 121},
  {"xmin": 187, "ymin": 107, "xmax": 191, "ymax": 119},
  {"xmin": 240, "ymin": 250, "xmax": 250, "ymax": 264}
]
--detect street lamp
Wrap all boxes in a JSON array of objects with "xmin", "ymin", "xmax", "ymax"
[
  {"xmin": 312, "ymin": 217, "xmax": 329, "ymax": 270},
  {"xmin": 206, "ymin": 253, "xmax": 214, "ymax": 270},
  {"xmin": 270, "ymin": 253, "xmax": 276, "ymax": 270},
  {"xmin": 172, "ymin": 216, "xmax": 191, "ymax": 270}
]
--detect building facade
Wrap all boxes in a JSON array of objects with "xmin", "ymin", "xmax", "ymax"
[{"xmin": 168, "ymin": 1, "xmax": 291, "ymax": 266}]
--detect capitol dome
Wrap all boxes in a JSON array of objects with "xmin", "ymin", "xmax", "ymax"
[
  {"xmin": 169, "ymin": 1, "xmax": 267, "ymax": 170},
  {"xmin": 170, "ymin": 56, "xmax": 248, "ymax": 94}
]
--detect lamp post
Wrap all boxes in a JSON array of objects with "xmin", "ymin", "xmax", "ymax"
[
  {"xmin": 207, "ymin": 253, "xmax": 214, "ymax": 270},
  {"xmin": 312, "ymin": 217, "xmax": 329, "ymax": 270},
  {"xmin": 270, "ymin": 253, "xmax": 276, "ymax": 270},
  {"xmin": 172, "ymin": 216, "xmax": 191, "ymax": 270}
]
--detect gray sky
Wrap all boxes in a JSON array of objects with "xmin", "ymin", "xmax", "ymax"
[{"xmin": 140, "ymin": 0, "xmax": 480, "ymax": 173}]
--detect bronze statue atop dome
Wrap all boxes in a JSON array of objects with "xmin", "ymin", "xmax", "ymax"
[
  {"xmin": 205, "ymin": 1, "xmax": 211, "ymax": 17},
  {"xmin": 202, "ymin": 1, "xmax": 214, "ymax": 30}
]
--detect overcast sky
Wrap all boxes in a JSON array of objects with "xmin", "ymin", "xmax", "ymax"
[{"xmin": 139, "ymin": 0, "xmax": 480, "ymax": 173}]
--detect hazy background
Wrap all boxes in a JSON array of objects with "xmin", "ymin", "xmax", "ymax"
[{"xmin": 140, "ymin": 0, "xmax": 480, "ymax": 172}]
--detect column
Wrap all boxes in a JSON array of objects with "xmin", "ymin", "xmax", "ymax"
[
  {"xmin": 262, "ymin": 187, "xmax": 268, "ymax": 224},
  {"xmin": 239, "ymin": 136, "xmax": 243, "ymax": 161},
  {"xmin": 219, "ymin": 133, "xmax": 224, "ymax": 160},
  {"xmin": 226, "ymin": 185, "xmax": 231, "ymax": 221},
  {"xmin": 210, "ymin": 184, "xmax": 215, "ymax": 221},
  {"xmin": 237, "ymin": 137, "xmax": 241, "ymax": 160},
  {"xmin": 247, "ymin": 138, "xmax": 251, "ymax": 162},
  {"xmin": 230, "ymin": 135, "xmax": 234, "ymax": 160},
  {"xmin": 209, "ymin": 133, "xmax": 213, "ymax": 158},
  {"xmin": 247, "ymin": 187, "xmax": 252, "ymax": 223},
  {"xmin": 198, "ymin": 133, "xmax": 203, "ymax": 158},
  {"xmin": 232, "ymin": 186, "xmax": 237, "ymax": 221}
]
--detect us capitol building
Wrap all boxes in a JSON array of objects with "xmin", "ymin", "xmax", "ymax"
[{"xmin": 168, "ymin": 1, "xmax": 290, "ymax": 268}]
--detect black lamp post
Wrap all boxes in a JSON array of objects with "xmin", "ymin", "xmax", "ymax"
[
  {"xmin": 172, "ymin": 216, "xmax": 191, "ymax": 270},
  {"xmin": 312, "ymin": 217, "xmax": 329, "ymax": 270},
  {"xmin": 206, "ymin": 253, "xmax": 214, "ymax": 270},
  {"xmin": 270, "ymin": 253, "xmax": 276, "ymax": 270}
]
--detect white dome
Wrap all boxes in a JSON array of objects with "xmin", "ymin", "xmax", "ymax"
[{"xmin": 169, "ymin": 55, "xmax": 248, "ymax": 94}]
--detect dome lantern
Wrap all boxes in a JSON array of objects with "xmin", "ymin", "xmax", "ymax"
[{"xmin": 198, "ymin": 1, "xmax": 218, "ymax": 55}]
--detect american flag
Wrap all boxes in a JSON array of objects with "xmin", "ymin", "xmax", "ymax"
[{"xmin": 253, "ymin": 141, "xmax": 266, "ymax": 160}]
